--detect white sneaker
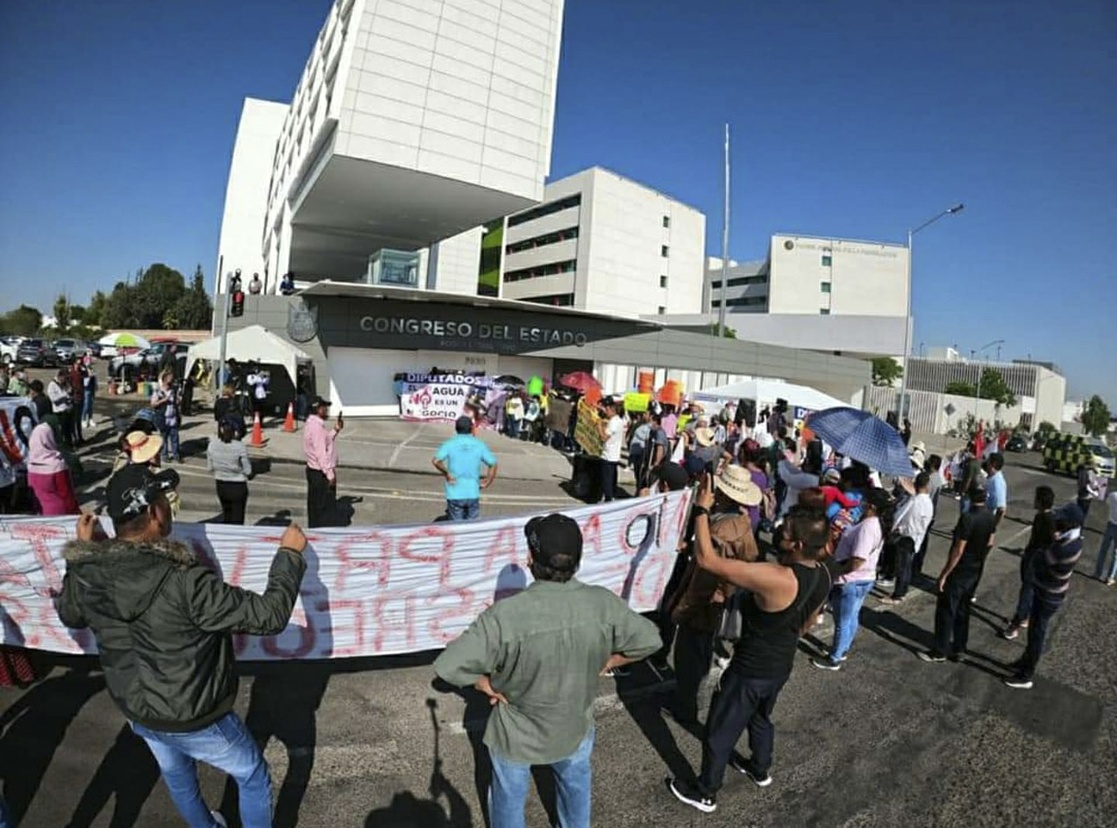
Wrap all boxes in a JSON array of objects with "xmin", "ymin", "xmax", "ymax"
[{"xmin": 211, "ymin": 812, "xmax": 228, "ymax": 828}]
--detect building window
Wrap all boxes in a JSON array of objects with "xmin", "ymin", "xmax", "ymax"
[
  {"xmin": 657, "ymin": 306, "xmax": 666, "ymax": 315},
  {"xmin": 820, "ymin": 308, "xmax": 830, "ymax": 315},
  {"xmin": 821, "ymin": 255, "xmax": 832, "ymax": 266},
  {"xmin": 661, "ymin": 245, "xmax": 669, "ymax": 258},
  {"xmin": 503, "ymin": 259, "xmax": 577, "ymax": 283},
  {"xmin": 507, "ymin": 194, "xmax": 582, "ymax": 228},
  {"xmin": 712, "ymin": 296, "xmax": 766, "ymax": 309},
  {"xmin": 505, "ymin": 226, "xmax": 579, "ymax": 255},
  {"xmin": 660, "ymin": 275, "xmax": 668, "ymax": 288},
  {"xmin": 821, "ymin": 282, "xmax": 831, "ymax": 293},
  {"xmin": 662, "ymin": 216, "xmax": 670, "ymax": 229},
  {"xmin": 709, "ymin": 274, "xmax": 768, "ymax": 289},
  {"xmin": 522, "ymin": 292, "xmax": 575, "ymax": 307}
]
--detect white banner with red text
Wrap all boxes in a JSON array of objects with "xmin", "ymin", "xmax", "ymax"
[{"xmin": 0, "ymin": 489, "xmax": 692, "ymax": 659}]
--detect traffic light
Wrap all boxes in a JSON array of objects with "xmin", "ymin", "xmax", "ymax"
[{"xmin": 231, "ymin": 290, "xmax": 245, "ymax": 318}]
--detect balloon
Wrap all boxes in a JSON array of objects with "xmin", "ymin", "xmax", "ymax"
[{"xmin": 527, "ymin": 376, "xmax": 544, "ymax": 397}]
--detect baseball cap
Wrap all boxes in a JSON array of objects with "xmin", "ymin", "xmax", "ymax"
[
  {"xmin": 654, "ymin": 461, "xmax": 689, "ymax": 492},
  {"xmin": 1054, "ymin": 502, "xmax": 1084, "ymax": 527},
  {"xmin": 107, "ymin": 464, "xmax": 180, "ymax": 524},
  {"xmin": 455, "ymin": 415, "xmax": 473, "ymax": 434},
  {"xmin": 524, "ymin": 513, "xmax": 583, "ymax": 574},
  {"xmin": 684, "ymin": 454, "xmax": 707, "ymax": 480},
  {"xmin": 310, "ymin": 395, "xmax": 331, "ymax": 408}
]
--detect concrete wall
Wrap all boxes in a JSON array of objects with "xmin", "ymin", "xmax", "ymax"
[
  {"xmin": 215, "ymin": 99, "xmax": 289, "ymax": 294},
  {"xmin": 768, "ymin": 235, "xmax": 908, "ymax": 317},
  {"xmin": 862, "ymin": 385, "xmax": 1026, "ymax": 435},
  {"xmin": 428, "ymin": 226, "xmax": 482, "ymax": 295}
]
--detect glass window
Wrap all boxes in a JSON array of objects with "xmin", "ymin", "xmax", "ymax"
[
  {"xmin": 820, "ymin": 308, "xmax": 830, "ymax": 315},
  {"xmin": 507, "ymin": 194, "xmax": 582, "ymax": 228},
  {"xmin": 821, "ymin": 282, "xmax": 831, "ymax": 293},
  {"xmin": 657, "ymin": 306, "xmax": 666, "ymax": 315},
  {"xmin": 660, "ymin": 275, "xmax": 668, "ymax": 288},
  {"xmin": 505, "ymin": 226, "xmax": 579, "ymax": 255},
  {"xmin": 662, "ymin": 216, "xmax": 670, "ymax": 228},
  {"xmin": 821, "ymin": 255, "xmax": 832, "ymax": 266},
  {"xmin": 661, "ymin": 245, "xmax": 669, "ymax": 258}
]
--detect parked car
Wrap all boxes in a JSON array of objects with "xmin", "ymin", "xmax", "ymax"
[
  {"xmin": 86, "ymin": 341, "xmax": 103, "ymax": 358},
  {"xmin": 108, "ymin": 341, "xmax": 190, "ymax": 378},
  {"xmin": 0, "ymin": 336, "xmax": 23, "ymax": 365},
  {"xmin": 52, "ymin": 338, "xmax": 89, "ymax": 363},
  {"xmin": 1005, "ymin": 434, "xmax": 1028, "ymax": 452},
  {"xmin": 15, "ymin": 338, "xmax": 59, "ymax": 367}
]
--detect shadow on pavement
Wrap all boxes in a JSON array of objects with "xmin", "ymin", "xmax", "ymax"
[
  {"xmin": 0, "ymin": 667, "xmax": 106, "ymax": 825},
  {"xmin": 363, "ymin": 698, "xmax": 473, "ymax": 828},
  {"xmin": 65, "ymin": 723, "xmax": 160, "ymax": 828}
]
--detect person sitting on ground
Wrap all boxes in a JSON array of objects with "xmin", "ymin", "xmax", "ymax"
[{"xmin": 58, "ymin": 465, "xmax": 307, "ymax": 828}]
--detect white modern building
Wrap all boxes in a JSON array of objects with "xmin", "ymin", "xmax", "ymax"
[
  {"xmin": 215, "ymin": 0, "xmax": 565, "ymax": 295},
  {"xmin": 499, "ymin": 167, "xmax": 706, "ymax": 316}
]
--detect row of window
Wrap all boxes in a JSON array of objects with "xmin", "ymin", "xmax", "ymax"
[
  {"xmin": 711, "ymin": 296, "xmax": 767, "ymax": 308},
  {"xmin": 505, "ymin": 226, "xmax": 579, "ymax": 255},
  {"xmin": 503, "ymin": 259, "xmax": 577, "ymax": 283},
  {"xmin": 523, "ymin": 292, "xmax": 575, "ymax": 307},
  {"xmin": 507, "ymin": 194, "xmax": 582, "ymax": 228},
  {"xmin": 709, "ymin": 274, "xmax": 768, "ymax": 290}
]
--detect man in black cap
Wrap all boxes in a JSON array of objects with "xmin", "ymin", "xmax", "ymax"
[
  {"xmin": 1004, "ymin": 502, "xmax": 1085, "ymax": 689},
  {"xmin": 57, "ymin": 464, "xmax": 307, "ymax": 828},
  {"xmin": 432, "ymin": 415, "xmax": 498, "ymax": 520},
  {"xmin": 303, "ymin": 395, "xmax": 343, "ymax": 527},
  {"xmin": 435, "ymin": 513, "xmax": 661, "ymax": 827}
]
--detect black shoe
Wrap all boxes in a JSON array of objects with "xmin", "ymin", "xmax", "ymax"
[
  {"xmin": 947, "ymin": 651, "xmax": 963, "ymax": 663},
  {"xmin": 917, "ymin": 650, "xmax": 946, "ymax": 663},
  {"xmin": 729, "ymin": 757, "xmax": 772, "ymax": 787},
  {"xmin": 667, "ymin": 778, "xmax": 717, "ymax": 813}
]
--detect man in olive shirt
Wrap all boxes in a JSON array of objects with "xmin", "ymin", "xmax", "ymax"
[{"xmin": 434, "ymin": 513, "xmax": 661, "ymax": 828}]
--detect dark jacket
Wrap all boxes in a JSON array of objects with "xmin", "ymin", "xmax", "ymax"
[{"xmin": 58, "ymin": 537, "xmax": 305, "ymax": 732}]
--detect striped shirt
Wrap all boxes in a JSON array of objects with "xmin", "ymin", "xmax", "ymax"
[{"xmin": 1033, "ymin": 534, "xmax": 1083, "ymax": 596}]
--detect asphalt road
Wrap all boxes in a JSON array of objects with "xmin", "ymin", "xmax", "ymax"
[{"xmin": 3, "ymin": 450, "xmax": 1116, "ymax": 827}]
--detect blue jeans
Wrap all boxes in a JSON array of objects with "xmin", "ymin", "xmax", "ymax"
[
  {"xmin": 131, "ymin": 712, "xmax": 272, "ymax": 828},
  {"xmin": 162, "ymin": 425, "xmax": 180, "ymax": 460},
  {"xmin": 829, "ymin": 580, "xmax": 874, "ymax": 662},
  {"xmin": 0, "ymin": 793, "xmax": 10, "ymax": 828},
  {"xmin": 446, "ymin": 498, "xmax": 480, "ymax": 521},
  {"xmin": 82, "ymin": 393, "xmax": 95, "ymax": 423},
  {"xmin": 1094, "ymin": 521, "xmax": 1117, "ymax": 581},
  {"xmin": 489, "ymin": 726, "xmax": 594, "ymax": 828}
]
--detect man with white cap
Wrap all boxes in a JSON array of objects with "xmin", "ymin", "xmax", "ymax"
[{"xmin": 665, "ymin": 465, "xmax": 760, "ymax": 725}]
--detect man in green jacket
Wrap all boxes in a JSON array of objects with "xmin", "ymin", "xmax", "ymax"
[
  {"xmin": 57, "ymin": 464, "xmax": 307, "ymax": 828},
  {"xmin": 434, "ymin": 513, "xmax": 661, "ymax": 828}
]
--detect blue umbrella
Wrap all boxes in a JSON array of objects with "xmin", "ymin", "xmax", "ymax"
[{"xmin": 807, "ymin": 407, "xmax": 914, "ymax": 478}]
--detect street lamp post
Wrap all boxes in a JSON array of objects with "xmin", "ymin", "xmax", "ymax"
[{"xmin": 897, "ymin": 203, "xmax": 965, "ymax": 422}]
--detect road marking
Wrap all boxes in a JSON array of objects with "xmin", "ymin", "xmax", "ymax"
[{"xmin": 387, "ymin": 425, "xmax": 425, "ymax": 468}]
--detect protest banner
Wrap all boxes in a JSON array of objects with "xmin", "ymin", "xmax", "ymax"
[
  {"xmin": 624, "ymin": 392, "xmax": 651, "ymax": 413},
  {"xmin": 0, "ymin": 396, "xmax": 36, "ymax": 488},
  {"xmin": 574, "ymin": 399, "xmax": 603, "ymax": 456},
  {"xmin": 544, "ymin": 396, "xmax": 573, "ymax": 434},
  {"xmin": 0, "ymin": 489, "xmax": 692, "ymax": 660}
]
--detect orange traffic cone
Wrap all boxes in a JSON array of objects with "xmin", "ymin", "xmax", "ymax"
[
  {"xmin": 283, "ymin": 401, "xmax": 297, "ymax": 432},
  {"xmin": 249, "ymin": 411, "xmax": 267, "ymax": 448}
]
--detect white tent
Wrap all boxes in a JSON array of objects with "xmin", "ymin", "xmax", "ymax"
[
  {"xmin": 692, "ymin": 378, "xmax": 850, "ymax": 413},
  {"xmin": 185, "ymin": 325, "xmax": 311, "ymax": 385}
]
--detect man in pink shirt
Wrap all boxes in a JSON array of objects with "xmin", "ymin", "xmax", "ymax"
[{"xmin": 303, "ymin": 396, "xmax": 343, "ymax": 527}]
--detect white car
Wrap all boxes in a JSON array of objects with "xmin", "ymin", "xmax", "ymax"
[{"xmin": 0, "ymin": 336, "xmax": 24, "ymax": 365}]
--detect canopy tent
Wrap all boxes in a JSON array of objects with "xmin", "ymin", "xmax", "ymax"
[
  {"xmin": 691, "ymin": 378, "xmax": 849, "ymax": 413},
  {"xmin": 185, "ymin": 325, "xmax": 311, "ymax": 386}
]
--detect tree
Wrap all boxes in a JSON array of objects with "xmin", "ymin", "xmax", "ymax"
[
  {"xmin": 52, "ymin": 294, "xmax": 72, "ymax": 336},
  {"xmin": 706, "ymin": 323, "xmax": 737, "ymax": 339},
  {"xmin": 0, "ymin": 304, "xmax": 43, "ymax": 336},
  {"xmin": 168, "ymin": 265, "xmax": 213, "ymax": 329},
  {"xmin": 978, "ymin": 368, "xmax": 1017, "ymax": 408},
  {"xmin": 944, "ymin": 380, "xmax": 976, "ymax": 396},
  {"xmin": 871, "ymin": 357, "xmax": 903, "ymax": 386},
  {"xmin": 1036, "ymin": 420, "xmax": 1057, "ymax": 436},
  {"xmin": 85, "ymin": 290, "xmax": 108, "ymax": 328},
  {"xmin": 1080, "ymin": 395, "xmax": 1112, "ymax": 438}
]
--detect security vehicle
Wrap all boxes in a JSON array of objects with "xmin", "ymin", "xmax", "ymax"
[{"xmin": 1043, "ymin": 433, "xmax": 1116, "ymax": 478}]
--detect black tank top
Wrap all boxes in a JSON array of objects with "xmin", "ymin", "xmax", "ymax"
[{"xmin": 732, "ymin": 562, "xmax": 831, "ymax": 678}]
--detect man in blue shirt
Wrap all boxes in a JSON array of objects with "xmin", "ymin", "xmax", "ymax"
[
  {"xmin": 433, "ymin": 416, "xmax": 499, "ymax": 520},
  {"xmin": 985, "ymin": 453, "xmax": 1008, "ymax": 528}
]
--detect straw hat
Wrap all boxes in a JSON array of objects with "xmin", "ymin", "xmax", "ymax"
[
  {"xmin": 695, "ymin": 426, "xmax": 717, "ymax": 447},
  {"xmin": 124, "ymin": 430, "xmax": 163, "ymax": 465},
  {"xmin": 715, "ymin": 465, "xmax": 762, "ymax": 507}
]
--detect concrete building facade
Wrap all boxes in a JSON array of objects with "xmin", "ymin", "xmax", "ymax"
[
  {"xmin": 215, "ymin": 0, "xmax": 566, "ymax": 294},
  {"xmin": 500, "ymin": 167, "xmax": 706, "ymax": 316}
]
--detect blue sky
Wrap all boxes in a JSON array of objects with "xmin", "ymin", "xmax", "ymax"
[{"xmin": 0, "ymin": 0, "xmax": 1113, "ymax": 401}]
